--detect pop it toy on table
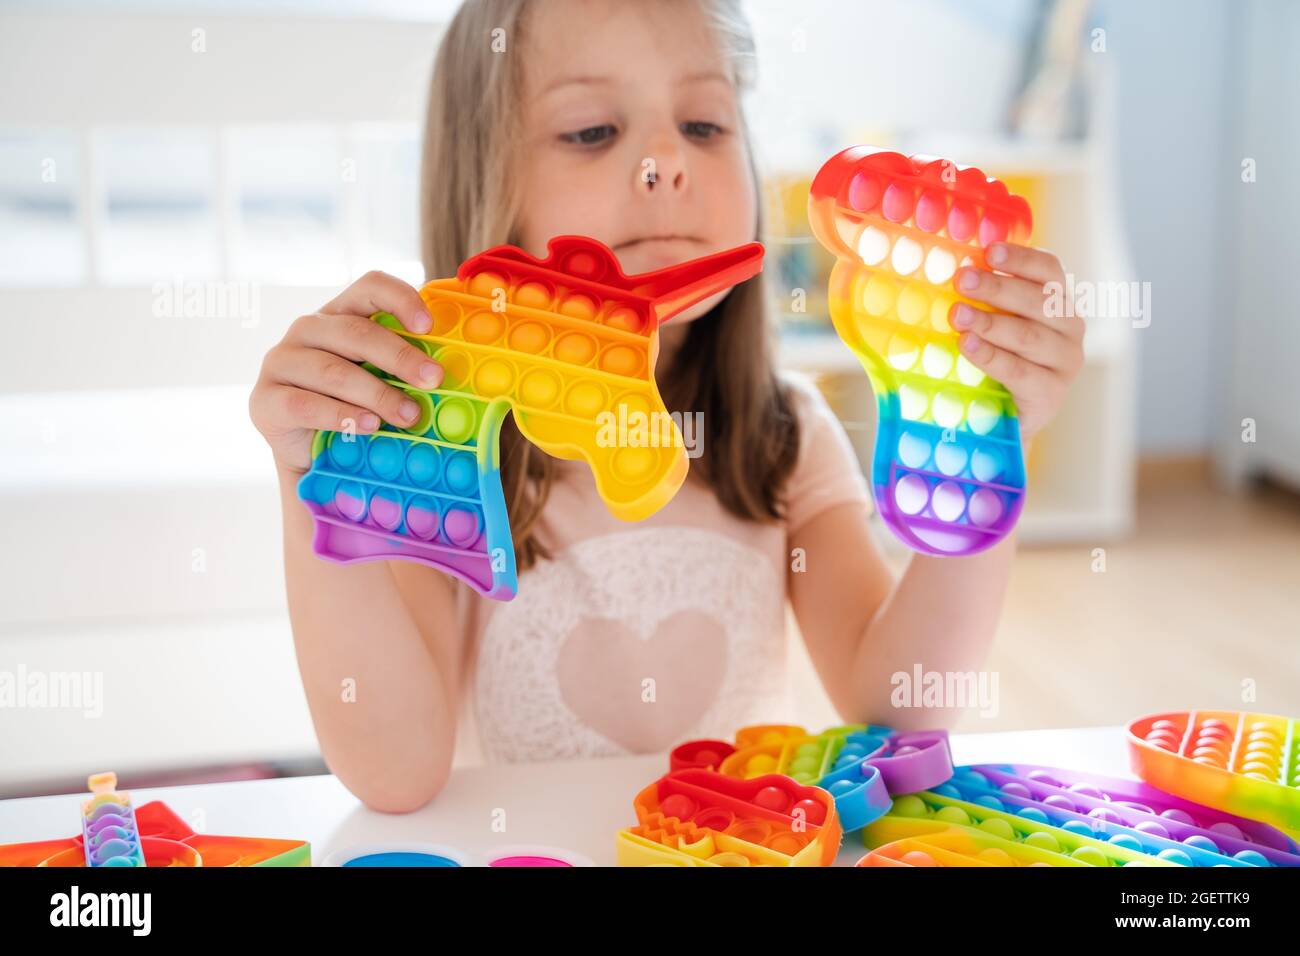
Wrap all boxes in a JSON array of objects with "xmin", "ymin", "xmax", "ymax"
[
  {"xmin": 0, "ymin": 772, "xmax": 310, "ymax": 868},
  {"xmin": 863, "ymin": 790, "xmax": 1182, "ymax": 868},
  {"xmin": 1128, "ymin": 709, "xmax": 1300, "ymax": 837},
  {"xmin": 297, "ymin": 236, "xmax": 763, "ymax": 600},
  {"xmin": 904, "ymin": 763, "xmax": 1298, "ymax": 867},
  {"xmin": 809, "ymin": 146, "xmax": 1032, "ymax": 557},
  {"xmin": 617, "ymin": 769, "xmax": 841, "ymax": 867},
  {"xmin": 859, "ymin": 826, "xmax": 1096, "ymax": 867},
  {"xmin": 671, "ymin": 722, "xmax": 952, "ymax": 832},
  {"xmin": 79, "ymin": 772, "xmax": 145, "ymax": 868}
]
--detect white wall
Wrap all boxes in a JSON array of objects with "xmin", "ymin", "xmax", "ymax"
[
  {"xmin": 1217, "ymin": 0, "xmax": 1300, "ymax": 487},
  {"xmin": 1100, "ymin": 0, "xmax": 1235, "ymax": 455}
]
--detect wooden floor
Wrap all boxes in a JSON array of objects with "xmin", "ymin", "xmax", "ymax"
[{"xmin": 788, "ymin": 474, "xmax": 1300, "ymax": 733}]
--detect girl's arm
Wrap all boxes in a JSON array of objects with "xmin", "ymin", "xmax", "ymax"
[
  {"xmin": 252, "ymin": 272, "xmax": 460, "ymax": 812},
  {"xmin": 277, "ymin": 464, "xmax": 461, "ymax": 812},
  {"xmin": 789, "ymin": 499, "xmax": 1015, "ymax": 730},
  {"xmin": 790, "ymin": 243, "xmax": 1082, "ymax": 730}
]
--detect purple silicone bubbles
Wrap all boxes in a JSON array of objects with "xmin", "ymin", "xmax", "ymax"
[{"xmin": 954, "ymin": 763, "xmax": 1299, "ymax": 867}]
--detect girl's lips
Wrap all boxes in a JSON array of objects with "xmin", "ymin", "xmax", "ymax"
[
  {"xmin": 615, "ymin": 236, "xmax": 706, "ymax": 270},
  {"xmin": 617, "ymin": 235, "xmax": 701, "ymax": 248}
]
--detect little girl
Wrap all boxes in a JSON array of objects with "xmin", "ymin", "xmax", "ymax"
[{"xmin": 249, "ymin": 0, "xmax": 1083, "ymax": 811}]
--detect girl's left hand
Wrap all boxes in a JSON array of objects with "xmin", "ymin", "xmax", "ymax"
[{"xmin": 949, "ymin": 243, "xmax": 1084, "ymax": 440}]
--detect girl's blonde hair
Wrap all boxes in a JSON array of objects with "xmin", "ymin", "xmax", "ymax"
[{"xmin": 420, "ymin": 0, "xmax": 798, "ymax": 570}]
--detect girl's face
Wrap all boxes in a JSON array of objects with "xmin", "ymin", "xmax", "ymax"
[{"xmin": 516, "ymin": 0, "xmax": 757, "ymax": 325}]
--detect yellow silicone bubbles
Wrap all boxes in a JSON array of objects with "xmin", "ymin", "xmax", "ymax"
[
  {"xmin": 809, "ymin": 146, "xmax": 1033, "ymax": 557},
  {"xmin": 415, "ymin": 236, "xmax": 764, "ymax": 522}
]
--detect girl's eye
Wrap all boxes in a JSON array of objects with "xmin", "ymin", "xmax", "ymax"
[
  {"xmin": 561, "ymin": 124, "xmax": 617, "ymax": 145},
  {"xmin": 681, "ymin": 120, "xmax": 724, "ymax": 139}
]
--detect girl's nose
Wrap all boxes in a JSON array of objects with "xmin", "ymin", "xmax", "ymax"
[{"xmin": 635, "ymin": 135, "xmax": 687, "ymax": 194}]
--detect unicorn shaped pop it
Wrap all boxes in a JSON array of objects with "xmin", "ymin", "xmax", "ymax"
[
  {"xmin": 809, "ymin": 146, "xmax": 1033, "ymax": 556},
  {"xmin": 298, "ymin": 236, "xmax": 764, "ymax": 600}
]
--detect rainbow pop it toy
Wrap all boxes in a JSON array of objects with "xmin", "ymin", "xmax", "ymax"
[
  {"xmin": 80, "ymin": 772, "xmax": 145, "ymax": 867},
  {"xmin": 858, "ymin": 827, "xmax": 1090, "ymax": 867},
  {"xmin": 1128, "ymin": 710, "xmax": 1300, "ymax": 837},
  {"xmin": 298, "ymin": 236, "xmax": 764, "ymax": 599},
  {"xmin": 0, "ymin": 773, "xmax": 310, "ymax": 867},
  {"xmin": 809, "ymin": 146, "xmax": 1032, "ymax": 556},
  {"xmin": 616, "ymin": 768, "xmax": 841, "ymax": 867},
  {"xmin": 931, "ymin": 764, "xmax": 1297, "ymax": 867},
  {"xmin": 864, "ymin": 793, "xmax": 1180, "ymax": 868},
  {"xmin": 673, "ymin": 722, "xmax": 953, "ymax": 832}
]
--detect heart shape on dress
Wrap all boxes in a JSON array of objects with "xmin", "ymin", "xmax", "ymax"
[{"xmin": 556, "ymin": 610, "xmax": 728, "ymax": 753}]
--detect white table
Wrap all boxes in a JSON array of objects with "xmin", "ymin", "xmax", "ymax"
[{"xmin": 0, "ymin": 726, "xmax": 1131, "ymax": 867}]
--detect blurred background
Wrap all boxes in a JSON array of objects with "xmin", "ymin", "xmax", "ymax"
[{"xmin": 1, "ymin": 0, "xmax": 1297, "ymax": 797}]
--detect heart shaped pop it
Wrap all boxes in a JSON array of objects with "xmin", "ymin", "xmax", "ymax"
[
  {"xmin": 808, "ymin": 146, "xmax": 1033, "ymax": 556},
  {"xmin": 616, "ymin": 768, "xmax": 842, "ymax": 867},
  {"xmin": 675, "ymin": 722, "xmax": 953, "ymax": 832},
  {"xmin": 298, "ymin": 236, "xmax": 764, "ymax": 599},
  {"xmin": 934, "ymin": 764, "xmax": 1296, "ymax": 867},
  {"xmin": 866, "ymin": 791, "xmax": 1181, "ymax": 868},
  {"xmin": 1128, "ymin": 710, "xmax": 1300, "ymax": 837},
  {"xmin": 0, "ymin": 773, "xmax": 310, "ymax": 867}
]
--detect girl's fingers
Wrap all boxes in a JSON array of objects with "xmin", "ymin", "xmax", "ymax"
[
  {"xmin": 289, "ymin": 312, "xmax": 443, "ymax": 391},
  {"xmin": 954, "ymin": 268, "xmax": 1052, "ymax": 327},
  {"xmin": 956, "ymin": 254, "xmax": 1083, "ymax": 339},
  {"xmin": 956, "ymin": 330, "xmax": 1058, "ymax": 397},
  {"xmin": 321, "ymin": 270, "xmax": 434, "ymax": 335},
  {"xmin": 259, "ymin": 384, "xmax": 383, "ymax": 436},
  {"xmin": 985, "ymin": 242, "xmax": 1064, "ymax": 286},
  {"xmin": 950, "ymin": 303, "xmax": 1081, "ymax": 374},
  {"xmin": 269, "ymin": 344, "xmax": 427, "ymax": 430}
]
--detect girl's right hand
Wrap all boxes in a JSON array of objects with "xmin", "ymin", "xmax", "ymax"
[{"xmin": 249, "ymin": 270, "xmax": 444, "ymax": 475}]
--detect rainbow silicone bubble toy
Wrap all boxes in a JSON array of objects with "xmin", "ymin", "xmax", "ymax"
[
  {"xmin": 936, "ymin": 764, "xmax": 1297, "ymax": 867},
  {"xmin": 673, "ymin": 722, "xmax": 953, "ymax": 832},
  {"xmin": 616, "ymin": 768, "xmax": 841, "ymax": 867},
  {"xmin": 1128, "ymin": 710, "xmax": 1300, "ymax": 838},
  {"xmin": 80, "ymin": 772, "xmax": 145, "ymax": 868},
  {"xmin": 864, "ymin": 792, "xmax": 1181, "ymax": 868},
  {"xmin": 858, "ymin": 827, "xmax": 1091, "ymax": 867},
  {"xmin": 297, "ymin": 236, "xmax": 764, "ymax": 599},
  {"xmin": 808, "ymin": 146, "xmax": 1033, "ymax": 556},
  {"xmin": 0, "ymin": 774, "xmax": 310, "ymax": 868}
]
